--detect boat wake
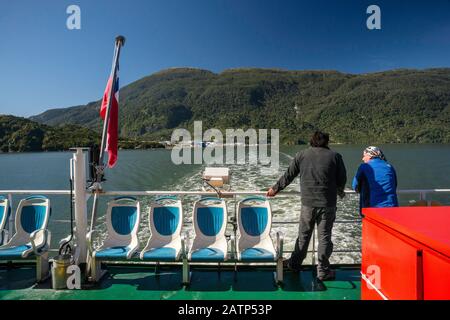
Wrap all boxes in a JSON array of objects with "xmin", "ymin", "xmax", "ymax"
[{"xmin": 94, "ymin": 154, "xmax": 361, "ymax": 264}]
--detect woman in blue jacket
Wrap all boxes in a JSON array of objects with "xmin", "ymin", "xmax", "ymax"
[{"xmin": 352, "ymin": 146, "xmax": 399, "ymax": 216}]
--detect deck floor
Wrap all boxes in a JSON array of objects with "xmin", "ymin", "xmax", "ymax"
[{"xmin": 0, "ymin": 264, "xmax": 361, "ymax": 300}]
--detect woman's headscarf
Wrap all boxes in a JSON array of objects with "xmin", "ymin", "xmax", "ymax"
[{"xmin": 363, "ymin": 146, "xmax": 386, "ymax": 161}]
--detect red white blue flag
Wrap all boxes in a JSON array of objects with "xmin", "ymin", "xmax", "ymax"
[{"xmin": 100, "ymin": 63, "xmax": 119, "ymax": 168}]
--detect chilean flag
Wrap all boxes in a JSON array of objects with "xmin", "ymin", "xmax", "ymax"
[{"xmin": 100, "ymin": 63, "xmax": 119, "ymax": 168}]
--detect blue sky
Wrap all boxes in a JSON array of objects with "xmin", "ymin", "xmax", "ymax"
[{"xmin": 1, "ymin": 0, "xmax": 450, "ymax": 117}]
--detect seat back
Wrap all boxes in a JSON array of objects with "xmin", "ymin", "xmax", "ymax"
[
  {"xmin": 104, "ymin": 197, "xmax": 140, "ymax": 248},
  {"xmin": 0, "ymin": 196, "xmax": 11, "ymax": 231},
  {"xmin": 9, "ymin": 195, "xmax": 50, "ymax": 246},
  {"xmin": 237, "ymin": 197, "xmax": 272, "ymax": 250},
  {"xmin": 149, "ymin": 196, "xmax": 182, "ymax": 245},
  {"xmin": 192, "ymin": 197, "xmax": 227, "ymax": 247}
]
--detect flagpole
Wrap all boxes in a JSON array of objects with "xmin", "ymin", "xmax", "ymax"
[{"xmin": 87, "ymin": 36, "xmax": 125, "ymax": 278}]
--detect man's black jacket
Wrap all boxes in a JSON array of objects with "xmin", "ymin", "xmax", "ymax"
[{"xmin": 272, "ymin": 147, "xmax": 347, "ymax": 207}]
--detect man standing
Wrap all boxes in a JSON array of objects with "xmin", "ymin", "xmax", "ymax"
[{"xmin": 266, "ymin": 131, "xmax": 347, "ymax": 281}]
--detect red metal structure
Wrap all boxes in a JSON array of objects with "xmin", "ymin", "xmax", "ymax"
[{"xmin": 361, "ymin": 207, "xmax": 450, "ymax": 300}]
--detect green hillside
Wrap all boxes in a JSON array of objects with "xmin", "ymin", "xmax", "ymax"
[
  {"xmin": 30, "ymin": 67, "xmax": 450, "ymax": 144},
  {"xmin": 0, "ymin": 115, "xmax": 101, "ymax": 152},
  {"xmin": 0, "ymin": 115, "xmax": 166, "ymax": 152}
]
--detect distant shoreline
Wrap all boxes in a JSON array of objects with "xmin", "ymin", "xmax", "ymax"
[{"xmin": 2, "ymin": 141, "xmax": 449, "ymax": 154}]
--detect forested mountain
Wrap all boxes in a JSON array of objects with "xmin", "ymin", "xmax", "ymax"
[
  {"xmin": 30, "ymin": 67, "xmax": 450, "ymax": 144},
  {"xmin": 0, "ymin": 115, "xmax": 165, "ymax": 152},
  {"xmin": 0, "ymin": 115, "xmax": 100, "ymax": 152}
]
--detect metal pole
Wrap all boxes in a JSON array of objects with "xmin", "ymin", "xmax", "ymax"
[
  {"xmin": 89, "ymin": 36, "xmax": 125, "ymax": 233},
  {"xmin": 72, "ymin": 148, "xmax": 88, "ymax": 264}
]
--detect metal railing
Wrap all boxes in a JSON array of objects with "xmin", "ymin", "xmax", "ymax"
[
  {"xmin": 1, "ymin": 188, "xmax": 449, "ymax": 263},
  {"xmin": 99, "ymin": 189, "xmax": 450, "ymax": 264}
]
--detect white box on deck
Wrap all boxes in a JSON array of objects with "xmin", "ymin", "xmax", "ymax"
[{"xmin": 203, "ymin": 167, "xmax": 230, "ymax": 185}]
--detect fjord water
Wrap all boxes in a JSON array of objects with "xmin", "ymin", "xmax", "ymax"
[{"xmin": 0, "ymin": 144, "xmax": 449, "ymax": 263}]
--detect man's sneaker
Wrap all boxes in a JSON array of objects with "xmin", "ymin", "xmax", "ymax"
[
  {"xmin": 283, "ymin": 259, "xmax": 301, "ymax": 272},
  {"xmin": 317, "ymin": 270, "xmax": 336, "ymax": 281}
]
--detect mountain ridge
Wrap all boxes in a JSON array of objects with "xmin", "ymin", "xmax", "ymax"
[{"xmin": 30, "ymin": 67, "xmax": 450, "ymax": 144}]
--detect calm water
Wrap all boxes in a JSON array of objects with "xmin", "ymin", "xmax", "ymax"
[{"xmin": 1, "ymin": 144, "xmax": 449, "ymax": 264}]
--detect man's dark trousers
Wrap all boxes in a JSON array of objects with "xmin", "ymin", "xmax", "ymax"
[{"xmin": 290, "ymin": 205, "xmax": 336, "ymax": 277}]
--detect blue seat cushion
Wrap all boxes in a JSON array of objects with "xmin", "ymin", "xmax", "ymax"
[
  {"xmin": 197, "ymin": 207, "xmax": 224, "ymax": 236},
  {"xmin": 240, "ymin": 248, "xmax": 274, "ymax": 262},
  {"xmin": 0, "ymin": 205, "xmax": 5, "ymax": 226},
  {"xmin": 21, "ymin": 205, "xmax": 46, "ymax": 233},
  {"xmin": 153, "ymin": 207, "xmax": 180, "ymax": 236},
  {"xmin": 0, "ymin": 245, "xmax": 32, "ymax": 259},
  {"xmin": 190, "ymin": 248, "xmax": 225, "ymax": 262},
  {"xmin": 111, "ymin": 206, "xmax": 138, "ymax": 235},
  {"xmin": 241, "ymin": 207, "xmax": 268, "ymax": 236},
  {"xmin": 141, "ymin": 247, "xmax": 178, "ymax": 262},
  {"xmin": 94, "ymin": 246, "xmax": 131, "ymax": 260}
]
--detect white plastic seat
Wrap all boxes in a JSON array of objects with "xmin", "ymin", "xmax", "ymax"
[
  {"xmin": 236, "ymin": 196, "xmax": 283, "ymax": 284},
  {"xmin": 0, "ymin": 195, "xmax": 52, "ymax": 282},
  {"xmin": 140, "ymin": 196, "xmax": 183, "ymax": 262},
  {"xmin": 0, "ymin": 196, "xmax": 11, "ymax": 245},
  {"xmin": 87, "ymin": 197, "xmax": 140, "ymax": 282},
  {"xmin": 183, "ymin": 197, "xmax": 228, "ymax": 284}
]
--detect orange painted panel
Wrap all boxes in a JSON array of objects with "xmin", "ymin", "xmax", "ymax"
[
  {"xmin": 362, "ymin": 219, "xmax": 421, "ymax": 300},
  {"xmin": 363, "ymin": 207, "xmax": 450, "ymax": 258},
  {"xmin": 361, "ymin": 274, "xmax": 385, "ymax": 300},
  {"xmin": 423, "ymin": 250, "xmax": 450, "ymax": 300}
]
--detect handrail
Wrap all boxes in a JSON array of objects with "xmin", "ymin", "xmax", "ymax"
[
  {"xmin": 1, "ymin": 189, "xmax": 450, "ymax": 196},
  {"xmin": 0, "ymin": 188, "xmax": 448, "ymax": 265},
  {"xmin": 101, "ymin": 189, "xmax": 450, "ymax": 196},
  {"xmin": 0, "ymin": 190, "xmax": 71, "ymax": 195}
]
